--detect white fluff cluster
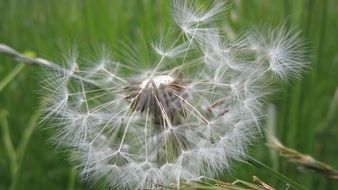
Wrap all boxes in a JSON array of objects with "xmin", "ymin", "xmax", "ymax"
[{"xmin": 42, "ymin": 1, "xmax": 307, "ymax": 189}]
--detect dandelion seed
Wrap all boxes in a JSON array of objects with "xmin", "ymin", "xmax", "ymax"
[
  {"xmin": 246, "ymin": 25, "xmax": 308, "ymax": 80},
  {"xmin": 42, "ymin": 1, "xmax": 307, "ymax": 189}
]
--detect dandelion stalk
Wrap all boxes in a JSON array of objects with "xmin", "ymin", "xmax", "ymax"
[{"xmin": 67, "ymin": 167, "xmax": 77, "ymax": 190}]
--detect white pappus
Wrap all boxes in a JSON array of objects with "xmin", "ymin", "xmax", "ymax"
[{"xmin": 42, "ymin": 0, "xmax": 307, "ymax": 189}]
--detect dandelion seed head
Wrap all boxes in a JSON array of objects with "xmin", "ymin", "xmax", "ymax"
[{"xmin": 41, "ymin": 0, "xmax": 308, "ymax": 189}]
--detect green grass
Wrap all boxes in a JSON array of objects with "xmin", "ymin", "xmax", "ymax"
[{"xmin": 0, "ymin": 0, "xmax": 337, "ymax": 189}]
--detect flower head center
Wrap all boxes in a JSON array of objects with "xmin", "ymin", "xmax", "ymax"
[
  {"xmin": 127, "ymin": 74, "xmax": 186, "ymax": 124},
  {"xmin": 140, "ymin": 75, "xmax": 175, "ymax": 89}
]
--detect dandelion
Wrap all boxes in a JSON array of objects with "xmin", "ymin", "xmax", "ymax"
[{"xmin": 42, "ymin": 0, "xmax": 307, "ymax": 189}]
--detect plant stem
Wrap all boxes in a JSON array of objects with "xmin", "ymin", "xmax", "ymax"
[
  {"xmin": 0, "ymin": 110, "xmax": 17, "ymax": 176},
  {"xmin": 9, "ymin": 109, "xmax": 41, "ymax": 190},
  {"xmin": 16, "ymin": 109, "xmax": 42, "ymax": 159},
  {"xmin": 67, "ymin": 167, "xmax": 77, "ymax": 190},
  {"xmin": 247, "ymin": 156, "xmax": 308, "ymax": 190},
  {"xmin": 0, "ymin": 43, "xmax": 106, "ymax": 91},
  {"xmin": 0, "ymin": 64, "xmax": 25, "ymax": 92}
]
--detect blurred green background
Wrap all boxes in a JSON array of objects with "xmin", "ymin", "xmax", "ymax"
[{"xmin": 0, "ymin": 0, "xmax": 337, "ymax": 189}]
